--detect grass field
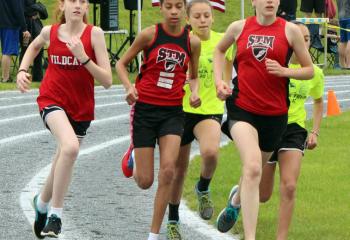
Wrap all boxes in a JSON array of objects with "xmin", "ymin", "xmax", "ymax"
[{"xmin": 183, "ymin": 112, "xmax": 350, "ymax": 240}]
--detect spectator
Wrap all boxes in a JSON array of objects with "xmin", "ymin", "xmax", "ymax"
[
  {"xmin": 278, "ymin": 0, "xmax": 297, "ymax": 21},
  {"xmin": 20, "ymin": 0, "xmax": 48, "ymax": 82},
  {"xmin": 337, "ymin": 0, "xmax": 350, "ymax": 68},
  {"xmin": 0, "ymin": 0, "xmax": 30, "ymax": 82},
  {"xmin": 300, "ymin": 0, "xmax": 325, "ymax": 49}
]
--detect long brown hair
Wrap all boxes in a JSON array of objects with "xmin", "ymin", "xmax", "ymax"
[{"xmin": 54, "ymin": 0, "xmax": 88, "ymax": 24}]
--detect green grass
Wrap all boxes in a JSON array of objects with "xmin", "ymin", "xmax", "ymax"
[
  {"xmin": 184, "ymin": 112, "xmax": 350, "ymax": 240},
  {"xmin": 1, "ymin": 0, "xmax": 348, "ymax": 91}
]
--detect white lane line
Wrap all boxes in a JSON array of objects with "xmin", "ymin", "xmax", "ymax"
[
  {"xmin": 180, "ymin": 140, "xmax": 239, "ymax": 240},
  {"xmin": 324, "ymin": 84, "xmax": 350, "ymax": 88},
  {"xmin": 0, "ymin": 114, "xmax": 39, "ymax": 124},
  {"xmin": 0, "ymin": 114, "xmax": 128, "ymax": 145},
  {"xmin": 0, "ymin": 85, "xmax": 124, "ymax": 95},
  {"xmin": 0, "ymin": 100, "xmax": 127, "ymax": 111},
  {"xmin": 20, "ymin": 135, "xmax": 130, "ymax": 240},
  {"xmin": 0, "ymin": 92, "xmax": 125, "ymax": 101}
]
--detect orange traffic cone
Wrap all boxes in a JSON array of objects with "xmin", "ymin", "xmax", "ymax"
[{"xmin": 327, "ymin": 90, "xmax": 341, "ymax": 116}]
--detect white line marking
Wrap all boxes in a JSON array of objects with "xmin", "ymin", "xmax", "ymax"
[
  {"xmin": 0, "ymin": 114, "xmax": 38, "ymax": 124},
  {"xmin": 0, "ymin": 100, "xmax": 127, "ymax": 111},
  {"xmin": 20, "ymin": 135, "xmax": 130, "ymax": 240},
  {"xmin": 0, "ymin": 114, "xmax": 128, "ymax": 145}
]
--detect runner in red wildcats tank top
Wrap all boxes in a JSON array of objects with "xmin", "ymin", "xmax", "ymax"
[
  {"xmin": 136, "ymin": 23, "xmax": 191, "ymax": 106},
  {"xmin": 233, "ymin": 16, "xmax": 292, "ymax": 116},
  {"xmin": 37, "ymin": 24, "xmax": 96, "ymax": 121}
]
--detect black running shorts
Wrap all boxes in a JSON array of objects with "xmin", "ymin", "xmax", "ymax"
[
  {"xmin": 40, "ymin": 105, "xmax": 91, "ymax": 139},
  {"xmin": 300, "ymin": 0, "xmax": 325, "ymax": 14},
  {"xmin": 268, "ymin": 123, "xmax": 308, "ymax": 164},
  {"xmin": 222, "ymin": 100, "xmax": 287, "ymax": 152},
  {"xmin": 181, "ymin": 112, "xmax": 223, "ymax": 146},
  {"xmin": 132, "ymin": 102, "xmax": 184, "ymax": 148}
]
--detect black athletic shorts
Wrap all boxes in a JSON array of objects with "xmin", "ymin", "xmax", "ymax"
[
  {"xmin": 181, "ymin": 112, "xmax": 223, "ymax": 146},
  {"xmin": 40, "ymin": 105, "xmax": 91, "ymax": 139},
  {"xmin": 222, "ymin": 100, "xmax": 287, "ymax": 152},
  {"xmin": 268, "ymin": 123, "xmax": 308, "ymax": 163},
  {"xmin": 300, "ymin": 0, "xmax": 325, "ymax": 14},
  {"xmin": 132, "ymin": 102, "xmax": 184, "ymax": 148}
]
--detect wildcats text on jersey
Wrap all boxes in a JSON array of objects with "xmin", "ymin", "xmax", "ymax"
[
  {"xmin": 247, "ymin": 35, "xmax": 275, "ymax": 62},
  {"xmin": 50, "ymin": 55, "xmax": 81, "ymax": 70},
  {"xmin": 156, "ymin": 47, "xmax": 186, "ymax": 72}
]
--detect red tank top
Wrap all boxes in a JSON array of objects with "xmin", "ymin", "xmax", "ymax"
[
  {"xmin": 233, "ymin": 16, "xmax": 292, "ymax": 115},
  {"xmin": 37, "ymin": 24, "xmax": 96, "ymax": 121},
  {"xmin": 136, "ymin": 24, "xmax": 191, "ymax": 106}
]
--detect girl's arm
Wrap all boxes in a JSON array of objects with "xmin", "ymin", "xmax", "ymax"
[
  {"xmin": 115, "ymin": 26, "xmax": 155, "ymax": 105},
  {"xmin": 266, "ymin": 23, "xmax": 314, "ymax": 80},
  {"xmin": 67, "ymin": 27, "xmax": 112, "ymax": 89},
  {"xmin": 188, "ymin": 33, "xmax": 201, "ymax": 108},
  {"xmin": 214, "ymin": 20, "xmax": 244, "ymax": 100},
  {"xmin": 17, "ymin": 25, "xmax": 51, "ymax": 93},
  {"xmin": 307, "ymin": 97, "xmax": 323, "ymax": 149}
]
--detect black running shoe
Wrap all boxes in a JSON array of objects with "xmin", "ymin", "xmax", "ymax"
[
  {"xmin": 41, "ymin": 214, "xmax": 62, "ymax": 238},
  {"xmin": 32, "ymin": 194, "xmax": 47, "ymax": 239}
]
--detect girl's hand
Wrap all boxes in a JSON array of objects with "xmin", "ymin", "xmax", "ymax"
[
  {"xmin": 216, "ymin": 81, "xmax": 232, "ymax": 100},
  {"xmin": 265, "ymin": 58, "xmax": 287, "ymax": 77},
  {"xmin": 190, "ymin": 92, "xmax": 201, "ymax": 108},
  {"xmin": 307, "ymin": 132, "xmax": 318, "ymax": 150},
  {"xmin": 16, "ymin": 71, "xmax": 32, "ymax": 93},
  {"xmin": 66, "ymin": 36, "xmax": 87, "ymax": 62},
  {"xmin": 125, "ymin": 85, "xmax": 138, "ymax": 105}
]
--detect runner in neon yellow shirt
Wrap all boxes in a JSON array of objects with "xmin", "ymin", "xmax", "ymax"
[
  {"xmin": 167, "ymin": 1, "xmax": 233, "ymax": 239},
  {"xmin": 259, "ymin": 21, "xmax": 324, "ymax": 240}
]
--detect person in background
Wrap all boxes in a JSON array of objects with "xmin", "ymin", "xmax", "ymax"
[
  {"xmin": 20, "ymin": 0, "xmax": 48, "ymax": 82},
  {"xmin": 300, "ymin": 0, "xmax": 325, "ymax": 50},
  {"xmin": 0, "ymin": 0, "xmax": 30, "ymax": 82},
  {"xmin": 259, "ymin": 21, "xmax": 324, "ymax": 240},
  {"xmin": 337, "ymin": 0, "xmax": 350, "ymax": 68},
  {"xmin": 277, "ymin": 0, "xmax": 297, "ymax": 21}
]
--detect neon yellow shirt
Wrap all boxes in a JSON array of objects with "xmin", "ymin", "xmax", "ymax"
[
  {"xmin": 183, "ymin": 30, "xmax": 233, "ymax": 114},
  {"xmin": 288, "ymin": 64, "xmax": 324, "ymax": 128}
]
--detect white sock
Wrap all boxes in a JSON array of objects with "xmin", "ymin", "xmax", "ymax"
[
  {"xmin": 49, "ymin": 207, "xmax": 63, "ymax": 219},
  {"xmin": 147, "ymin": 232, "xmax": 159, "ymax": 240},
  {"xmin": 231, "ymin": 191, "xmax": 240, "ymax": 208},
  {"xmin": 132, "ymin": 149, "xmax": 136, "ymax": 172},
  {"xmin": 37, "ymin": 194, "xmax": 49, "ymax": 213}
]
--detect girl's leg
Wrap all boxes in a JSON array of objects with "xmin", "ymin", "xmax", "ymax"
[
  {"xmin": 193, "ymin": 119, "xmax": 221, "ymax": 219},
  {"xmin": 276, "ymin": 150, "xmax": 302, "ymax": 240},
  {"xmin": 339, "ymin": 43, "xmax": 347, "ymax": 68},
  {"xmin": 151, "ymin": 135, "xmax": 181, "ymax": 234},
  {"xmin": 133, "ymin": 147, "xmax": 155, "ymax": 189},
  {"xmin": 40, "ymin": 147, "xmax": 60, "ymax": 203},
  {"xmin": 169, "ymin": 144, "xmax": 191, "ymax": 206},
  {"xmin": 194, "ymin": 119, "xmax": 221, "ymax": 183},
  {"xmin": 45, "ymin": 110, "xmax": 80, "ymax": 209},
  {"xmin": 259, "ymin": 162, "xmax": 277, "ymax": 203},
  {"xmin": 230, "ymin": 122, "xmax": 261, "ymax": 240}
]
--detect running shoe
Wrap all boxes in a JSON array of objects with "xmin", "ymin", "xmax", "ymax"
[
  {"xmin": 121, "ymin": 145, "xmax": 134, "ymax": 178},
  {"xmin": 216, "ymin": 185, "xmax": 240, "ymax": 233},
  {"xmin": 32, "ymin": 194, "xmax": 47, "ymax": 239},
  {"xmin": 41, "ymin": 214, "xmax": 62, "ymax": 238},
  {"xmin": 166, "ymin": 220, "xmax": 182, "ymax": 240},
  {"xmin": 195, "ymin": 183, "xmax": 214, "ymax": 220}
]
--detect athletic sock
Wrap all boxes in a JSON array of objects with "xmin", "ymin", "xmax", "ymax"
[
  {"xmin": 148, "ymin": 232, "xmax": 159, "ymax": 240},
  {"xmin": 230, "ymin": 191, "xmax": 241, "ymax": 208},
  {"xmin": 49, "ymin": 207, "xmax": 63, "ymax": 219},
  {"xmin": 37, "ymin": 194, "xmax": 49, "ymax": 214},
  {"xmin": 197, "ymin": 176, "xmax": 212, "ymax": 192},
  {"xmin": 168, "ymin": 203, "xmax": 180, "ymax": 222}
]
